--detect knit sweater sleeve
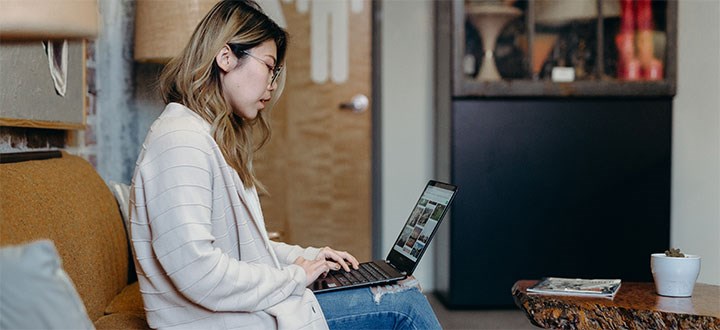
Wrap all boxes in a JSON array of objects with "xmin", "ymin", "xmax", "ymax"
[
  {"xmin": 269, "ymin": 241, "xmax": 322, "ymax": 265},
  {"xmin": 133, "ymin": 122, "xmax": 307, "ymax": 313}
]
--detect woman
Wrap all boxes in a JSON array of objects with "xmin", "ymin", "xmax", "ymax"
[{"xmin": 129, "ymin": 1, "xmax": 440, "ymax": 329}]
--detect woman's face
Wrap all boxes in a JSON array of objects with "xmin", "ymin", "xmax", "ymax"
[{"xmin": 219, "ymin": 40, "xmax": 278, "ymax": 120}]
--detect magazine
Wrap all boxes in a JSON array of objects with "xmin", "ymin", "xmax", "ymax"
[{"xmin": 527, "ymin": 277, "xmax": 622, "ymax": 299}]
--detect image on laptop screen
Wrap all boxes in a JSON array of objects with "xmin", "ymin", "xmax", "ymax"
[
  {"xmin": 310, "ymin": 180, "xmax": 456, "ymax": 293},
  {"xmin": 392, "ymin": 183, "xmax": 455, "ymax": 262}
]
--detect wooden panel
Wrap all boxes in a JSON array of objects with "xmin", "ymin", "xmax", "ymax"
[
  {"xmin": 255, "ymin": 1, "xmax": 372, "ymax": 260},
  {"xmin": 0, "ymin": 0, "xmax": 98, "ymax": 40},
  {"xmin": 134, "ymin": 0, "xmax": 218, "ymax": 63}
]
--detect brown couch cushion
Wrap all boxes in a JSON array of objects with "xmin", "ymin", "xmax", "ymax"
[
  {"xmin": 95, "ymin": 313, "xmax": 149, "ymax": 330},
  {"xmin": 0, "ymin": 152, "xmax": 128, "ymax": 321},
  {"xmin": 106, "ymin": 281, "xmax": 144, "ymax": 316}
]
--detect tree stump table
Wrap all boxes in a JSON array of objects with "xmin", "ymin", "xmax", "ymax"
[{"xmin": 513, "ymin": 280, "xmax": 720, "ymax": 329}]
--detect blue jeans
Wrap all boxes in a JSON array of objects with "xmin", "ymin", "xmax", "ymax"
[{"xmin": 315, "ymin": 287, "xmax": 441, "ymax": 330}]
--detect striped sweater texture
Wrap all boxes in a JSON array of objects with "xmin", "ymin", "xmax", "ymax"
[{"xmin": 130, "ymin": 103, "xmax": 328, "ymax": 329}]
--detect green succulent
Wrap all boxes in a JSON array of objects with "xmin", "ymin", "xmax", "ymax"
[{"xmin": 664, "ymin": 248, "xmax": 686, "ymax": 258}]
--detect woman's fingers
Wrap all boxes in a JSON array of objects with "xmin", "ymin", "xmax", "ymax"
[
  {"xmin": 334, "ymin": 249, "xmax": 359, "ymax": 270},
  {"xmin": 319, "ymin": 247, "xmax": 358, "ymax": 272},
  {"xmin": 337, "ymin": 250, "xmax": 360, "ymax": 269},
  {"xmin": 329, "ymin": 251, "xmax": 351, "ymax": 272},
  {"xmin": 310, "ymin": 259, "xmax": 330, "ymax": 282},
  {"xmin": 326, "ymin": 260, "xmax": 341, "ymax": 271},
  {"xmin": 294, "ymin": 256, "xmax": 331, "ymax": 285}
]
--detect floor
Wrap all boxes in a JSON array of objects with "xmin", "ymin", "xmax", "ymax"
[{"xmin": 426, "ymin": 293, "xmax": 540, "ymax": 330}]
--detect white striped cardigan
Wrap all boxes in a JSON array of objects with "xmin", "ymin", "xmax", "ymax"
[{"xmin": 130, "ymin": 103, "xmax": 328, "ymax": 329}]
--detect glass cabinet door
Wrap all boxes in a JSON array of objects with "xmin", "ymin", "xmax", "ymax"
[{"xmin": 456, "ymin": 0, "xmax": 675, "ymax": 96}]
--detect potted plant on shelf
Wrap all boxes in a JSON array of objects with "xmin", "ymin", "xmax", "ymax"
[{"xmin": 651, "ymin": 248, "xmax": 702, "ymax": 297}]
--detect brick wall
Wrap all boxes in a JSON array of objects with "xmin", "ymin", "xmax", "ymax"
[{"xmin": 66, "ymin": 40, "xmax": 98, "ymax": 168}]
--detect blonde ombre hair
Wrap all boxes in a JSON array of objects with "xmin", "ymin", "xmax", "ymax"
[{"xmin": 159, "ymin": 0, "xmax": 287, "ymax": 191}]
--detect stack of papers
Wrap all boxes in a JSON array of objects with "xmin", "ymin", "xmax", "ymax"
[{"xmin": 527, "ymin": 277, "xmax": 622, "ymax": 299}]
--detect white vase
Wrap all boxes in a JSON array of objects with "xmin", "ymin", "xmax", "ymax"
[
  {"xmin": 466, "ymin": 5, "xmax": 522, "ymax": 81},
  {"xmin": 650, "ymin": 253, "xmax": 701, "ymax": 297}
]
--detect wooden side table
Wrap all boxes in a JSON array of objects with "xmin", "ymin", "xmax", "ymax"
[{"xmin": 513, "ymin": 280, "xmax": 720, "ymax": 330}]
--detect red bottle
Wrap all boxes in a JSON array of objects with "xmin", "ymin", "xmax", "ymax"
[{"xmin": 616, "ymin": 0, "xmax": 640, "ymax": 80}]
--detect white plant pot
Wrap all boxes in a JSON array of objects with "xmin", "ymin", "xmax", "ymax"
[{"xmin": 650, "ymin": 253, "xmax": 701, "ymax": 297}]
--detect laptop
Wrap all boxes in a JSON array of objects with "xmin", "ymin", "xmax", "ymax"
[{"xmin": 310, "ymin": 180, "xmax": 457, "ymax": 293}]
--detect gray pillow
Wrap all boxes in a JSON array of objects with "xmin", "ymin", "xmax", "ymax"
[
  {"xmin": 0, "ymin": 240, "xmax": 94, "ymax": 329},
  {"xmin": 107, "ymin": 180, "xmax": 131, "ymax": 230}
]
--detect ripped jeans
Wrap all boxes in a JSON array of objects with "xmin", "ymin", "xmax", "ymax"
[{"xmin": 315, "ymin": 284, "xmax": 441, "ymax": 330}]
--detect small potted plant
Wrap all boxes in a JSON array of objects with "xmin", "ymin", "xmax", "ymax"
[{"xmin": 651, "ymin": 248, "xmax": 701, "ymax": 297}]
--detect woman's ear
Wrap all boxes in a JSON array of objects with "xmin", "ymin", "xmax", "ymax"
[{"xmin": 215, "ymin": 44, "xmax": 234, "ymax": 73}]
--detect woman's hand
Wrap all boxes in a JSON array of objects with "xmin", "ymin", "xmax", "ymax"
[
  {"xmin": 293, "ymin": 247, "xmax": 359, "ymax": 286},
  {"xmin": 293, "ymin": 256, "xmax": 332, "ymax": 286},
  {"xmin": 315, "ymin": 247, "xmax": 359, "ymax": 272}
]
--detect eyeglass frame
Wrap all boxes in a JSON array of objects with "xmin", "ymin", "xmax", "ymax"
[{"xmin": 226, "ymin": 45, "xmax": 282, "ymax": 87}]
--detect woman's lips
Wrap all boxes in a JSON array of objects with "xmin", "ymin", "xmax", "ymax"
[{"xmin": 259, "ymin": 97, "xmax": 271, "ymax": 107}]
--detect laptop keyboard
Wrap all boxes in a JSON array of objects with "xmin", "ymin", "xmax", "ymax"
[{"xmin": 330, "ymin": 262, "xmax": 394, "ymax": 285}]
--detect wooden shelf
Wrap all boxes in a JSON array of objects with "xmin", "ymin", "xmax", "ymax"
[
  {"xmin": 441, "ymin": 0, "xmax": 677, "ymax": 98},
  {"xmin": 455, "ymin": 79, "xmax": 675, "ymax": 98}
]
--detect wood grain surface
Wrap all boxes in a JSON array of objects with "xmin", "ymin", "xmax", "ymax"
[
  {"xmin": 255, "ymin": 1, "xmax": 372, "ymax": 260},
  {"xmin": 513, "ymin": 280, "xmax": 720, "ymax": 329}
]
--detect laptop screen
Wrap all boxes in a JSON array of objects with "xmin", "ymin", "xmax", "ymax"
[{"xmin": 387, "ymin": 180, "xmax": 457, "ymax": 274}]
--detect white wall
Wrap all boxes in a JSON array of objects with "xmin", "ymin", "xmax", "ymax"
[
  {"xmin": 672, "ymin": 0, "xmax": 720, "ymax": 285},
  {"xmin": 381, "ymin": 0, "xmax": 436, "ymax": 288}
]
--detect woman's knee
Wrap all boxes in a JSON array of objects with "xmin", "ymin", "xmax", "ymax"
[{"xmin": 377, "ymin": 289, "xmax": 440, "ymax": 329}]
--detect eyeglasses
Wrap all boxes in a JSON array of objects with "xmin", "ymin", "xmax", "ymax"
[{"xmin": 240, "ymin": 50, "xmax": 283, "ymax": 86}]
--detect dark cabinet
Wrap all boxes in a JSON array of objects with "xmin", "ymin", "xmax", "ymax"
[
  {"xmin": 433, "ymin": 0, "xmax": 677, "ymax": 308},
  {"xmin": 434, "ymin": 98, "xmax": 671, "ymax": 308}
]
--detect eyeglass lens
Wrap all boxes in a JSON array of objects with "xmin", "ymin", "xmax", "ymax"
[{"xmin": 241, "ymin": 50, "xmax": 282, "ymax": 85}]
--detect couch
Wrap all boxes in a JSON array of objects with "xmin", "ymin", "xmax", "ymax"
[{"xmin": 0, "ymin": 151, "xmax": 149, "ymax": 329}]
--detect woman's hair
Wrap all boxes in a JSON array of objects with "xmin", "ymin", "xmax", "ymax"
[{"xmin": 159, "ymin": 0, "xmax": 288, "ymax": 191}]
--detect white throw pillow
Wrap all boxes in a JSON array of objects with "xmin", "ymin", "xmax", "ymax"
[{"xmin": 0, "ymin": 240, "xmax": 94, "ymax": 329}]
